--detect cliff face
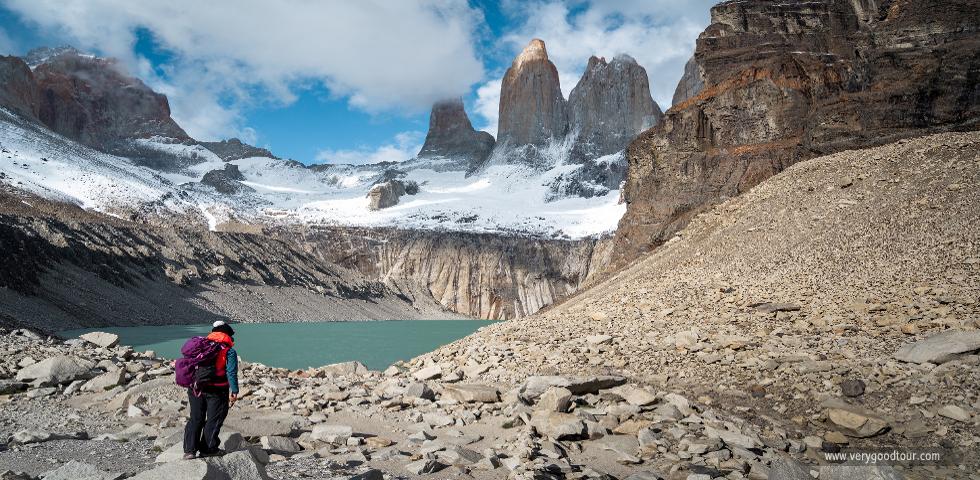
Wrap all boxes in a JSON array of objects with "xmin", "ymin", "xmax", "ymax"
[
  {"xmin": 493, "ymin": 39, "xmax": 568, "ymax": 167},
  {"xmin": 0, "ymin": 188, "xmax": 454, "ymax": 332},
  {"xmin": 0, "ymin": 56, "xmax": 39, "ymax": 121},
  {"xmin": 285, "ymin": 227, "xmax": 614, "ymax": 320},
  {"xmin": 32, "ymin": 50, "xmax": 189, "ymax": 152},
  {"xmin": 416, "ymin": 98, "xmax": 495, "ymax": 171},
  {"xmin": 670, "ymin": 55, "xmax": 704, "ymax": 107},
  {"xmin": 567, "ymin": 55, "xmax": 662, "ymax": 162},
  {"xmin": 612, "ymin": 0, "xmax": 980, "ymax": 266}
]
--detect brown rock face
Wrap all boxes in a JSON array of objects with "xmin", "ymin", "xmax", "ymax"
[
  {"xmin": 417, "ymin": 98, "xmax": 495, "ymax": 171},
  {"xmin": 612, "ymin": 0, "xmax": 980, "ymax": 267},
  {"xmin": 0, "ymin": 56, "xmax": 40, "ymax": 121},
  {"xmin": 32, "ymin": 50, "xmax": 189, "ymax": 153},
  {"xmin": 568, "ymin": 55, "xmax": 662, "ymax": 161},
  {"xmin": 496, "ymin": 39, "xmax": 568, "ymax": 151}
]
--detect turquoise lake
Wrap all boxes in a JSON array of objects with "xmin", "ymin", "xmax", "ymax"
[{"xmin": 59, "ymin": 320, "xmax": 496, "ymax": 371}]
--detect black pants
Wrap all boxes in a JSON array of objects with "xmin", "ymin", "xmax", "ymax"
[{"xmin": 183, "ymin": 387, "xmax": 229, "ymax": 454}]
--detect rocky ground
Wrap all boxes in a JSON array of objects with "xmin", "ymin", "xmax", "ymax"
[{"xmin": 0, "ymin": 132, "xmax": 978, "ymax": 480}]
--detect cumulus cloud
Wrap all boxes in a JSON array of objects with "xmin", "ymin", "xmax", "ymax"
[
  {"xmin": 4, "ymin": 0, "xmax": 486, "ymax": 140},
  {"xmin": 314, "ymin": 131, "xmax": 424, "ymax": 165},
  {"xmin": 472, "ymin": 79, "xmax": 502, "ymax": 136},
  {"xmin": 473, "ymin": 0, "xmax": 714, "ymax": 131}
]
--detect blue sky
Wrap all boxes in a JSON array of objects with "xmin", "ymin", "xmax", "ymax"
[{"xmin": 0, "ymin": 1, "xmax": 714, "ymax": 164}]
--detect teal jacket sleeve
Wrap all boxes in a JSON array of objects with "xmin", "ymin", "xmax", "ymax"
[{"xmin": 225, "ymin": 348, "xmax": 239, "ymax": 394}]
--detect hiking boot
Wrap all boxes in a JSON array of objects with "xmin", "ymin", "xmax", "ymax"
[
  {"xmin": 199, "ymin": 449, "xmax": 226, "ymax": 457},
  {"xmin": 182, "ymin": 453, "xmax": 197, "ymax": 460}
]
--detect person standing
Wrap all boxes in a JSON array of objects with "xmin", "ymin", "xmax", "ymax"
[{"xmin": 183, "ymin": 321, "xmax": 239, "ymax": 459}]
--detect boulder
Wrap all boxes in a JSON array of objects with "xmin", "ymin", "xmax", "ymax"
[
  {"xmin": 413, "ymin": 365, "xmax": 442, "ymax": 381},
  {"xmin": 442, "ymin": 384, "xmax": 500, "ymax": 403},
  {"xmin": 130, "ymin": 459, "xmax": 217, "ymax": 480},
  {"xmin": 260, "ymin": 435, "xmax": 301, "ymax": 454},
  {"xmin": 40, "ymin": 461, "xmax": 120, "ymax": 480},
  {"xmin": 366, "ymin": 180, "xmax": 417, "ymax": 211},
  {"xmin": 535, "ymin": 387, "xmax": 573, "ymax": 413},
  {"xmin": 15, "ymin": 356, "xmax": 94, "ymax": 385},
  {"xmin": 609, "ymin": 385, "xmax": 658, "ymax": 406},
  {"xmin": 519, "ymin": 375, "xmax": 626, "ymax": 402},
  {"xmin": 318, "ymin": 361, "xmax": 367, "ymax": 376},
  {"xmin": 81, "ymin": 369, "xmax": 125, "ymax": 392},
  {"xmin": 403, "ymin": 382, "xmax": 435, "ymax": 401},
  {"xmin": 310, "ymin": 424, "xmax": 353, "ymax": 444},
  {"xmin": 893, "ymin": 330, "xmax": 980, "ymax": 364},
  {"xmin": 79, "ymin": 332, "xmax": 120, "ymax": 348},
  {"xmin": 96, "ymin": 423, "xmax": 159, "ymax": 442},
  {"xmin": 224, "ymin": 412, "xmax": 302, "ymax": 437},
  {"xmin": 530, "ymin": 412, "xmax": 586, "ymax": 440},
  {"xmin": 0, "ymin": 380, "xmax": 28, "ymax": 395},
  {"xmin": 205, "ymin": 450, "xmax": 272, "ymax": 480},
  {"xmin": 823, "ymin": 399, "xmax": 890, "ymax": 438},
  {"xmin": 405, "ymin": 458, "xmax": 445, "ymax": 475}
]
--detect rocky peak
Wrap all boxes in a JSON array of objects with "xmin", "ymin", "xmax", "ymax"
[
  {"xmin": 671, "ymin": 55, "xmax": 705, "ymax": 107},
  {"xmin": 496, "ymin": 38, "xmax": 568, "ymax": 151},
  {"xmin": 200, "ymin": 137, "xmax": 278, "ymax": 161},
  {"xmin": 0, "ymin": 55, "xmax": 40, "ymax": 121},
  {"xmin": 417, "ymin": 98, "xmax": 494, "ymax": 172},
  {"xmin": 31, "ymin": 49, "xmax": 189, "ymax": 154},
  {"xmin": 24, "ymin": 45, "xmax": 83, "ymax": 68},
  {"xmin": 568, "ymin": 54, "xmax": 662, "ymax": 161}
]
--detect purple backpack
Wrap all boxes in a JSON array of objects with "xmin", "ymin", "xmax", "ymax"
[{"xmin": 174, "ymin": 336, "xmax": 224, "ymax": 390}]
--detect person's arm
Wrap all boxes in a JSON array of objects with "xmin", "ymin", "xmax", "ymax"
[{"xmin": 225, "ymin": 348, "xmax": 239, "ymax": 395}]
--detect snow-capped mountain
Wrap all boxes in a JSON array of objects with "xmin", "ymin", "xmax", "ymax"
[{"xmin": 0, "ymin": 41, "xmax": 664, "ymax": 239}]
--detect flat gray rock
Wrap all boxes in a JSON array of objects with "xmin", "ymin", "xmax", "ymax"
[
  {"xmin": 40, "ymin": 461, "xmax": 120, "ymax": 480},
  {"xmin": 79, "ymin": 332, "xmax": 120, "ymax": 348},
  {"xmin": 893, "ymin": 330, "xmax": 980, "ymax": 364},
  {"xmin": 16, "ymin": 355, "xmax": 94, "ymax": 385}
]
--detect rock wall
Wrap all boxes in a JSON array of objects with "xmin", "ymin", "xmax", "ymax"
[
  {"xmin": 567, "ymin": 55, "xmax": 662, "ymax": 162},
  {"xmin": 416, "ymin": 98, "xmax": 495, "ymax": 171},
  {"xmin": 282, "ymin": 227, "xmax": 614, "ymax": 320},
  {"xmin": 612, "ymin": 0, "xmax": 980, "ymax": 267},
  {"xmin": 0, "ymin": 55, "xmax": 39, "ymax": 121},
  {"xmin": 493, "ymin": 39, "xmax": 568, "ymax": 168},
  {"xmin": 33, "ymin": 51, "xmax": 189, "ymax": 151}
]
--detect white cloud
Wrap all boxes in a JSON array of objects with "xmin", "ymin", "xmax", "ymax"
[
  {"xmin": 4, "ymin": 0, "xmax": 486, "ymax": 140},
  {"xmin": 473, "ymin": 78, "xmax": 502, "ymax": 136},
  {"xmin": 496, "ymin": 0, "xmax": 714, "ymax": 111},
  {"xmin": 314, "ymin": 131, "xmax": 424, "ymax": 165},
  {"xmin": 0, "ymin": 26, "xmax": 16, "ymax": 55}
]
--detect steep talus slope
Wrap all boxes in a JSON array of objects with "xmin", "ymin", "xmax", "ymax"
[
  {"xmin": 426, "ymin": 131, "xmax": 980, "ymax": 451},
  {"xmin": 277, "ymin": 227, "xmax": 614, "ymax": 320},
  {"xmin": 613, "ymin": 0, "xmax": 980, "ymax": 266},
  {"xmin": 0, "ymin": 189, "xmax": 456, "ymax": 333}
]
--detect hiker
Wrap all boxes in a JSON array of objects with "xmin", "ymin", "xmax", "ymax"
[{"xmin": 182, "ymin": 321, "xmax": 239, "ymax": 460}]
